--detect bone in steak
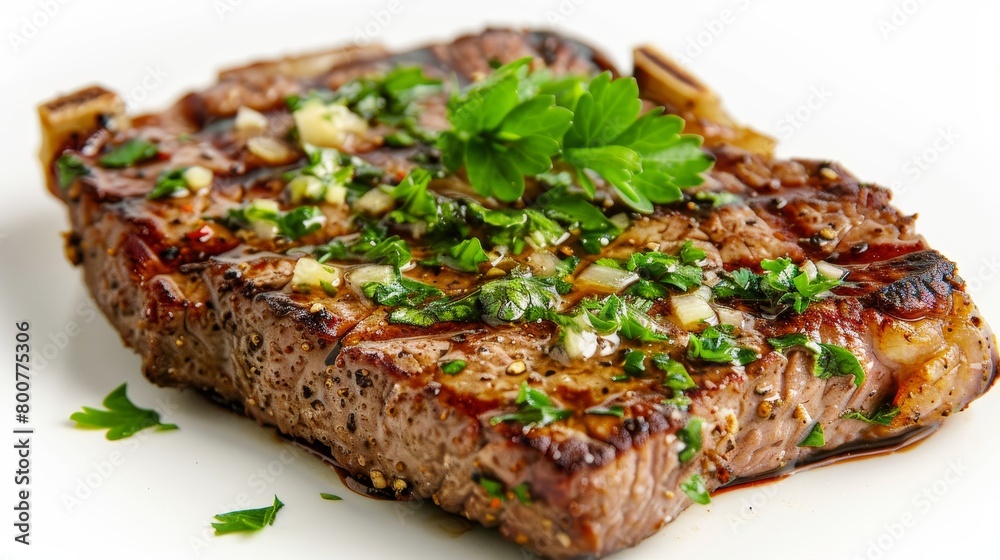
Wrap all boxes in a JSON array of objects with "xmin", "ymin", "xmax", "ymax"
[{"xmin": 38, "ymin": 29, "xmax": 997, "ymax": 559}]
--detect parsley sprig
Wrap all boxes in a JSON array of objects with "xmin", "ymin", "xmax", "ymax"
[
  {"xmin": 70, "ymin": 383, "xmax": 178, "ymax": 440},
  {"xmin": 439, "ymin": 59, "xmax": 573, "ymax": 201},
  {"xmin": 438, "ymin": 61, "xmax": 713, "ymax": 212},
  {"xmin": 490, "ymin": 381, "xmax": 573, "ymax": 428},
  {"xmin": 713, "ymin": 257, "xmax": 842, "ymax": 315}
]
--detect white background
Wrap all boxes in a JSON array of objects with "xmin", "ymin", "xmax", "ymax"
[{"xmin": 1, "ymin": 1, "xmax": 999, "ymax": 559}]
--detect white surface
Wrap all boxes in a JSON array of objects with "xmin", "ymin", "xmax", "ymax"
[{"xmin": 1, "ymin": 1, "xmax": 998, "ymax": 559}]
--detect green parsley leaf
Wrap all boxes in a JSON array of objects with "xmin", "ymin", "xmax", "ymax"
[
  {"xmin": 713, "ymin": 257, "xmax": 842, "ymax": 315},
  {"xmin": 490, "ymin": 381, "xmax": 573, "ymax": 428},
  {"xmin": 798, "ymin": 423, "xmax": 825, "ymax": 448},
  {"xmin": 388, "ymin": 273, "xmax": 559, "ymax": 328},
  {"xmin": 98, "ymin": 138, "xmax": 158, "ymax": 168},
  {"xmin": 768, "ymin": 333, "xmax": 865, "ymax": 387},
  {"xmin": 440, "ymin": 360, "xmax": 467, "ymax": 375},
  {"xmin": 585, "ymin": 405, "xmax": 625, "ymax": 418},
  {"xmin": 479, "ymin": 477, "xmax": 505, "ymax": 500},
  {"xmin": 680, "ymin": 474, "xmax": 711, "ymax": 505},
  {"xmin": 652, "ymin": 353, "xmax": 696, "ymax": 392},
  {"xmin": 841, "ymin": 404, "xmax": 900, "ymax": 426},
  {"xmin": 315, "ymin": 221, "xmax": 410, "ymax": 268},
  {"xmin": 224, "ymin": 200, "xmax": 325, "ymax": 241},
  {"xmin": 477, "ymin": 274, "xmax": 559, "ymax": 325},
  {"xmin": 362, "ymin": 272, "xmax": 441, "ymax": 307},
  {"xmin": 70, "ymin": 383, "xmax": 178, "ymax": 440},
  {"xmin": 626, "ymin": 249, "xmax": 703, "ymax": 292},
  {"xmin": 694, "ymin": 191, "xmax": 740, "ymax": 208},
  {"xmin": 623, "ymin": 349, "xmax": 647, "ymax": 377},
  {"xmin": 535, "ymin": 186, "xmax": 622, "ymax": 254},
  {"xmin": 55, "ymin": 153, "xmax": 89, "ymax": 189},
  {"xmin": 212, "ymin": 495, "xmax": 284, "ymax": 535},
  {"xmin": 562, "ymin": 73, "xmax": 712, "ymax": 212},
  {"xmin": 440, "ymin": 238, "xmax": 490, "ymax": 273},
  {"xmin": 678, "ymin": 417, "xmax": 704, "ymax": 462},
  {"xmin": 512, "ymin": 482, "xmax": 532, "ymax": 505},
  {"xmin": 320, "ymin": 493, "xmax": 343, "ymax": 501},
  {"xmin": 687, "ymin": 325, "xmax": 758, "ymax": 366},
  {"xmin": 440, "ymin": 58, "xmax": 572, "ymax": 201},
  {"xmin": 148, "ymin": 168, "xmax": 190, "ymax": 200},
  {"xmin": 580, "ymin": 295, "xmax": 668, "ymax": 343}
]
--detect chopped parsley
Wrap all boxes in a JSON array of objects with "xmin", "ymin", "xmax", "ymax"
[
  {"xmin": 652, "ymin": 353, "xmax": 696, "ymax": 392},
  {"xmin": 768, "ymin": 333, "xmax": 865, "ymax": 387},
  {"xmin": 680, "ymin": 474, "xmax": 711, "ymax": 505},
  {"xmin": 224, "ymin": 200, "xmax": 325, "ymax": 241},
  {"xmin": 677, "ymin": 417, "xmax": 704, "ymax": 462},
  {"xmin": 580, "ymin": 295, "xmax": 667, "ymax": 343},
  {"xmin": 70, "ymin": 383, "xmax": 178, "ymax": 440},
  {"xmin": 512, "ymin": 483, "xmax": 532, "ymax": 505},
  {"xmin": 841, "ymin": 404, "xmax": 900, "ymax": 425},
  {"xmin": 478, "ymin": 476, "xmax": 505, "ymax": 500},
  {"xmin": 389, "ymin": 273, "xmax": 560, "ymax": 327},
  {"xmin": 585, "ymin": 405, "xmax": 625, "ymax": 418},
  {"xmin": 288, "ymin": 66, "xmax": 441, "ymax": 142},
  {"xmin": 713, "ymin": 257, "xmax": 842, "ymax": 315},
  {"xmin": 439, "ymin": 360, "xmax": 467, "ymax": 375},
  {"xmin": 55, "ymin": 153, "xmax": 89, "ymax": 189},
  {"xmin": 211, "ymin": 495, "xmax": 284, "ymax": 535},
  {"xmin": 687, "ymin": 325, "xmax": 758, "ymax": 366},
  {"xmin": 314, "ymin": 221, "xmax": 411, "ymax": 268},
  {"xmin": 624, "ymin": 241, "xmax": 705, "ymax": 294},
  {"xmin": 148, "ymin": 168, "xmax": 189, "ymax": 200},
  {"xmin": 622, "ymin": 349, "xmax": 647, "ymax": 377},
  {"xmin": 535, "ymin": 185, "xmax": 622, "ymax": 254},
  {"xmin": 490, "ymin": 381, "xmax": 573, "ymax": 429},
  {"xmin": 319, "ymin": 493, "xmax": 343, "ymax": 501},
  {"xmin": 694, "ymin": 190, "xmax": 740, "ymax": 208},
  {"xmin": 439, "ymin": 238, "xmax": 490, "ymax": 273},
  {"xmin": 98, "ymin": 138, "xmax": 158, "ymax": 168},
  {"xmin": 284, "ymin": 145, "xmax": 354, "ymax": 204},
  {"xmin": 798, "ymin": 422, "xmax": 825, "ymax": 448},
  {"xmin": 362, "ymin": 271, "xmax": 441, "ymax": 307}
]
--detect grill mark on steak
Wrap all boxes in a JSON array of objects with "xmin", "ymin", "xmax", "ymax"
[{"xmin": 38, "ymin": 28, "xmax": 997, "ymax": 560}]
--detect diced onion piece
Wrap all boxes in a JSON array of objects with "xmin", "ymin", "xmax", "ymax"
[
  {"xmin": 288, "ymin": 176, "xmax": 325, "ymax": 204},
  {"xmin": 576, "ymin": 264, "xmax": 638, "ymax": 294},
  {"xmin": 816, "ymin": 260, "xmax": 847, "ymax": 281},
  {"xmin": 292, "ymin": 258, "xmax": 341, "ymax": 295},
  {"xmin": 346, "ymin": 264, "xmax": 395, "ymax": 300},
  {"xmin": 672, "ymin": 290, "xmax": 718, "ymax": 330},
  {"xmin": 528, "ymin": 251, "xmax": 562, "ymax": 277},
  {"xmin": 182, "ymin": 165, "xmax": 213, "ymax": 190},
  {"xmin": 714, "ymin": 306, "xmax": 744, "ymax": 328},
  {"xmin": 235, "ymin": 106, "xmax": 269, "ymax": 132},
  {"xmin": 802, "ymin": 260, "xmax": 818, "ymax": 281},
  {"xmin": 293, "ymin": 100, "xmax": 369, "ymax": 150},
  {"xmin": 353, "ymin": 188, "xmax": 395, "ymax": 217},
  {"xmin": 325, "ymin": 185, "xmax": 347, "ymax": 205},
  {"xmin": 563, "ymin": 314, "xmax": 599, "ymax": 360},
  {"xmin": 247, "ymin": 136, "xmax": 297, "ymax": 165}
]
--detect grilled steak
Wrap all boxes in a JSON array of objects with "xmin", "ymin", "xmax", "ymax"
[{"xmin": 38, "ymin": 29, "xmax": 997, "ymax": 559}]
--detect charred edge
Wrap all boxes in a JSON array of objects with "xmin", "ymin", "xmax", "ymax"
[{"xmin": 861, "ymin": 251, "xmax": 960, "ymax": 320}]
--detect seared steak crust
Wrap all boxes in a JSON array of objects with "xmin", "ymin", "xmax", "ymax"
[{"xmin": 39, "ymin": 29, "xmax": 996, "ymax": 559}]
